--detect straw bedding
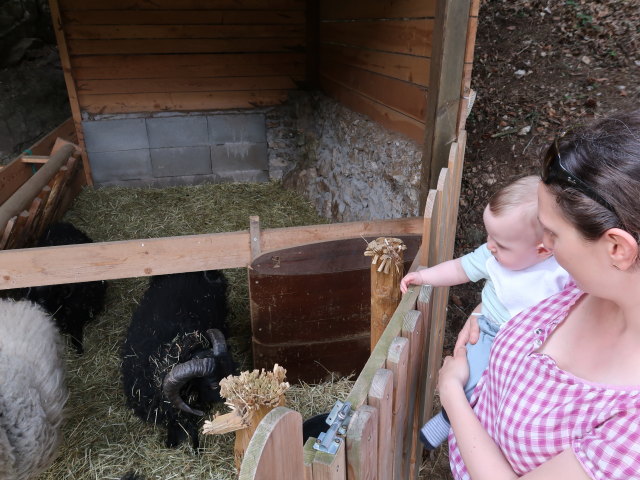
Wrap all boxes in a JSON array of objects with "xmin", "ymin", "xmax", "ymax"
[{"xmin": 37, "ymin": 182, "xmax": 355, "ymax": 480}]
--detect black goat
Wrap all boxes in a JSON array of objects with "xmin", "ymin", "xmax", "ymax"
[
  {"xmin": 25, "ymin": 222, "xmax": 107, "ymax": 354},
  {"xmin": 121, "ymin": 270, "xmax": 236, "ymax": 449}
]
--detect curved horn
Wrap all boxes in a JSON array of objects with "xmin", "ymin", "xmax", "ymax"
[
  {"xmin": 206, "ymin": 328, "xmax": 228, "ymax": 356},
  {"xmin": 162, "ymin": 357, "xmax": 216, "ymax": 416}
]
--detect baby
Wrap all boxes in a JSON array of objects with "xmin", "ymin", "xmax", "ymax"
[{"xmin": 400, "ymin": 175, "xmax": 570, "ymax": 450}]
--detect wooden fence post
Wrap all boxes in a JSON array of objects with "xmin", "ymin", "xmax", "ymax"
[
  {"xmin": 238, "ymin": 407, "xmax": 304, "ymax": 480},
  {"xmin": 366, "ymin": 237, "xmax": 406, "ymax": 350}
]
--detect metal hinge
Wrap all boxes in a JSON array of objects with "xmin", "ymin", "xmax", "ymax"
[{"xmin": 313, "ymin": 400, "xmax": 353, "ymax": 454}]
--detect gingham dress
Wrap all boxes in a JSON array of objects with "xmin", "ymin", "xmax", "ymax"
[{"xmin": 449, "ymin": 283, "xmax": 640, "ymax": 479}]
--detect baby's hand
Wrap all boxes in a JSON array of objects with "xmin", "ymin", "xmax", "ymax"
[{"xmin": 400, "ymin": 271, "xmax": 422, "ymax": 293}]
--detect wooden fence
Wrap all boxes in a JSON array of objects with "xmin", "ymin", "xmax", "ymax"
[
  {"xmin": 239, "ymin": 131, "xmax": 466, "ymax": 480},
  {"xmin": 0, "ymin": 119, "xmax": 84, "ymax": 251}
]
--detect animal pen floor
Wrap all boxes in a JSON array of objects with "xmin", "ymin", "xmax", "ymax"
[
  {"xmin": 22, "ymin": 180, "xmax": 446, "ymax": 479},
  {"xmin": 30, "ymin": 181, "xmax": 356, "ymax": 480}
]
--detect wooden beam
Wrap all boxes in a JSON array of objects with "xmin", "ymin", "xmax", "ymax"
[
  {"xmin": 0, "ymin": 216, "xmax": 423, "ymax": 289},
  {"xmin": 20, "ymin": 155, "xmax": 49, "ymax": 164},
  {"xmin": 0, "ymin": 142, "xmax": 76, "ymax": 240},
  {"xmin": 419, "ymin": 0, "xmax": 470, "ymax": 206},
  {"xmin": 49, "ymin": 0, "xmax": 93, "ymax": 186}
]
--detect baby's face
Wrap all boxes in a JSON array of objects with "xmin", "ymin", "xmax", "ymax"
[{"xmin": 483, "ymin": 205, "xmax": 545, "ymax": 271}]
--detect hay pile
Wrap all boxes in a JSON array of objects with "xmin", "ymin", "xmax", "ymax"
[{"xmin": 39, "ymin": 182, "xmax": 354, "ymax": 480}]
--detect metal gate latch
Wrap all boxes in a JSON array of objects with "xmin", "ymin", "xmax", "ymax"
[{"xmin": 313, "ymin": 400, "xmax": 353, "ymax": 454}]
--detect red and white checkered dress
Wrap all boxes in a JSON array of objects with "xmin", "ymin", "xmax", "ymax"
[{"xmin": 449, "ymin": 282, "xmax": 640, "ymax": 479}]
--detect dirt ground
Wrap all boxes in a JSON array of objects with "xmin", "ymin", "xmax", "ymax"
[
  {"xmin": 422, "ymin": 0, "xmax": 640, "ymax": 477},
  {"xmin": 444, "ymin": 0, "xmax": 640, "ymax": 352},
  {"xmin": 1, "ymin": 0, "xmax": 639, "ymax": 477}
]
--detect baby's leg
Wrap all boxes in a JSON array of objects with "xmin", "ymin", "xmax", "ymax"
[
  {"xmin": 420, "ymin": 315, "xmax": 499, "ymax": 450},
  {"xmin": 463, "ymin": 315, "xmax": 500, "ymax": 399}
]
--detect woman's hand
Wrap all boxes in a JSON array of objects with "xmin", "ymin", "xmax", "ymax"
[
  {"xmin": 455, "ymin": 311, "xmax": 481, "ymax": 349},
  {"xmin": 438, "ymin": 345, "xmax": 470, "ymax": 408}
]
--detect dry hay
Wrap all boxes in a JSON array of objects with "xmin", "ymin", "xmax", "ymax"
[{"xmin": 38, "ymin": 181, "xmax": 355, "ymax": 480}]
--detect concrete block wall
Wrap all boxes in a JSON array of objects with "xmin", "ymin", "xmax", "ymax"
[{"xmin": 83, "ymin": 112, "xmax": 268, "ymax": 187}]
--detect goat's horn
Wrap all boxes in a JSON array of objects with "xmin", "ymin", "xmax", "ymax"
[
  {"xmin": 162, "ymin": 357, "xmax": 216, "ymax": 416},
  {"xmin": 206, "ymin": 328, "xmax": 228, "ymax": 356}
]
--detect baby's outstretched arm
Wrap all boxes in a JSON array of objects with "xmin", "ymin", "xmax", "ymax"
[{"xmin": 400, "ymin": 257, "xmax": 469, "ymax": 293}]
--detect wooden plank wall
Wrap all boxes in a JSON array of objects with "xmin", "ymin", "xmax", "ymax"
[
  {"xmin": 317, "ymin": 0, "xmax": 436, "ymax": 143},
  {"xmin": 57, "ymin": 0, "xmax": 307, "ymax": 114}
]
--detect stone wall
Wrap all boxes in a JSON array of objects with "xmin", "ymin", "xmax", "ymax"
[
  {"xmin": 0, "ymin": 0, "xmax": 70, "ymax": 164},
  {"xmin": 267, "ymin": 92, "xmax": 423, "ymax": 222}
]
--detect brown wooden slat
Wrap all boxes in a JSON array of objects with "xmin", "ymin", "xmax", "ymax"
[
  {"xmin": 0, "ymin": 216, "xmax": 17, "ymax": 250},
  {"xmin": 320, "ymin": 0, "xmax": 436, "ymax": 20},
  {"xmin": 368, "ymin": 368, "xmax": 394, "ymax": 480},
  {"xmin": 387, "ymin": 336, "xmax": 409, "ymax": 480},
  {"xmin": 311, "ymin": 440, "xmax": 346, "ymax": 480},
  {"xmin": 320, "ymin": 75, "xmax": 425, "ymax": 143},
  {"xmin": 65, "ymin": 24, "xmax": 304, "ymax": 40},
  {"xmin": 319, "ymin": 62, "xmax": 426, "ymax": 122},
  {"xmin": 78, "ymin": 90, "xmax": 289, "ymax": 114},
  {"xmin": 73, "ymin": 53, "xmax": 305, "ymax": 80},
  {"xmin": 68, "ymin": 37, "xmax": 305, "ymax": 55},
  {"xmin": 26, "ymin": 186, "xmax": 52, "ymax": 248},
  {"xmin": 237, "ymin": 407, "xmax": 305, "ymax": 480},
  {"xmin": 401, "ymin": 310, "xmax": 424, "ymax": 480},
  {"xmin": 0, "ymin": 159, "xmax": 34, "ymax": 205},
  {"xmin": 253, "ymin": 335, "xmax": 370, "ymax": 384},
  {"xmin": 4, "ymin": 211, "xmax": 30, "ymax": 250},
  {"xmin": 77, "ymin": 76, "xmax": 299, "ymax": 94},
  {"xmin": 321, "ymin": 43, "xmax": 429, "ymax": 87},
  {"xmin": 61, "ymin": 0, "xmax": 305, "ymax": 10},
  {"xmin": 63, "ymin": 9, "xmax": 305, "ymax": 25},
  {"xmin": 346, "ymin": 405, "xmax": 378, "ymax": 479},
  {"xmin": 320, "ymin": 20, "xmax": 433, "ymax": 56},
  {"xmin": 303, "ymin": 437, "xmax": 316, "ymax": 480}
]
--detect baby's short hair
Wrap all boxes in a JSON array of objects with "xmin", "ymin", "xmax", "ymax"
[{"xmin": 488, "ymin": 175, "xmax": 542, "ymax": 236}]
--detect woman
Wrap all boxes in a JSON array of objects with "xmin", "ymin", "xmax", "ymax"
[{"xmin": 441, "ymin": 109, "xmax": 640, "ymax": 479}]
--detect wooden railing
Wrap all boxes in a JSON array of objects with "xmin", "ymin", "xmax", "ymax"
[
  {"xmin": 239, "ymin": 131, "xmax": 466, "ymax": 480},
  {"xmin": 0, "ymin": 119, "xmax": 84, "ymax": 251}
]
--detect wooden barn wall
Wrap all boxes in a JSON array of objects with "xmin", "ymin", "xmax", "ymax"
[
  {"xmin": 57, "ymin": 0, "xmax": 307, "ymax": 115},
  {"xmin": 316, "ymin": 0, "xmax": 435, "ymax": 143}
]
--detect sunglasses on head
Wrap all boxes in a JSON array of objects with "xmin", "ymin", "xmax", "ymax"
[{"xmin": 541, "ymin": 136, "xmax": 615, "ymax": 213}]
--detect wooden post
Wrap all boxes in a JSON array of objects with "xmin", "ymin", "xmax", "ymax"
[
  {"xmin": 238, "ymin": 407, "xmax": 304, "ymax": 480},
  {"xmin": 365, "ymin": 237, "xmax": 406, "ymax": 350},
  {"xmin": 203, "ymin": 365, "xmax": 290, "ymax": 471}
]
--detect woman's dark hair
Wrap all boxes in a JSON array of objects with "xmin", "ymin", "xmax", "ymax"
[{"xmin": 542, "ymin": 109, "xmax": 640, "ymax": 242}]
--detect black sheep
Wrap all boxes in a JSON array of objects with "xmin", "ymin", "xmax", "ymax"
[
  {"xmin": 121, "ymin": 270, "xmax": 236, "ymax": 449},
  {"xmin": 25, "ymin": 222, "xmax": 107, "ymax": 354}
]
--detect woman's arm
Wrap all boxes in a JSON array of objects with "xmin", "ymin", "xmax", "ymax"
[{"xmin": 439, "ymin": 347, "xmax": 591, "ymax": 480}]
